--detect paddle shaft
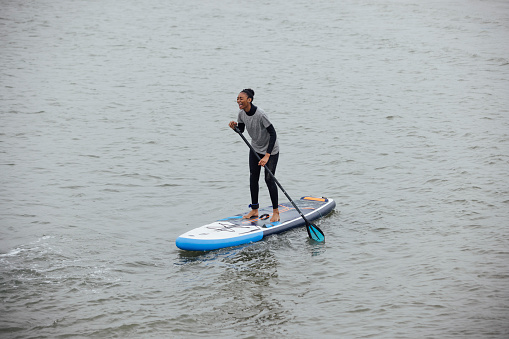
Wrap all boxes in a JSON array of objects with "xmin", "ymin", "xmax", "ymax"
[{"xmin": 234, "ymin": 126, "xmax": 313, "ymax": 226}]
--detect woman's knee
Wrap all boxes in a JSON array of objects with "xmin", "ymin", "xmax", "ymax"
[{"xmin": 264, "ymin": 172, "xmax": 274, "ymax": 185}]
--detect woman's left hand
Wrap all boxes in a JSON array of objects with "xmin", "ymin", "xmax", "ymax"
[{"xmin": 259, "ymin": 154, "xmax": 270, "ymax": 167}]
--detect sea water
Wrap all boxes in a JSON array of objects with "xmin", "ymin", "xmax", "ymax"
[{"xmin": 1, "ymin": 0, "xmax": 508, "ymax": 337}]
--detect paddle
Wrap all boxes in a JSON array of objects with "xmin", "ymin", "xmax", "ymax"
[{"xmin": 233, "ymin": 126, "xmax": 325, "ymax": 242}]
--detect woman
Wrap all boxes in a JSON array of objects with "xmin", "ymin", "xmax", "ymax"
[{"xmin": 228, "ymin": 89, "xmax": 280, "ymax": 222}]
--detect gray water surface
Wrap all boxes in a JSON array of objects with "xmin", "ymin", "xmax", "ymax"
[{"xmin": 1, "ymin": 0, "xmax": 508, "ymax": 338}]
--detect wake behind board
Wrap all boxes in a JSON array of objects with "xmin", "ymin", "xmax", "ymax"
[{"xmin": 176, "ymin": 196, "xmax": 335, "ymax": 251}]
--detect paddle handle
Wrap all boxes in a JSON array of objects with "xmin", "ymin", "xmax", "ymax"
[{"xmin": 233, "ymin": 126, "xmax": 312, "ymax": 226}]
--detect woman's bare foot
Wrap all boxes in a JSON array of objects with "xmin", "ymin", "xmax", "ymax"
[
  {"xmin": 243, "ymin": 209, "xmax": 258, "ymax": 219},
  {"xmin": 270, "ymin": 209, "xmax": 280, "ymax": 222}
]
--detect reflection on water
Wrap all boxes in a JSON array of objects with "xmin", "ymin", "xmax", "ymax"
[
  {"xmin": 173, "ymin": 243, "xmax": 292, "ymax": 337},
  {"xmin": 307, "ymin": 238, "xmax": 327, "ymax": 257}
]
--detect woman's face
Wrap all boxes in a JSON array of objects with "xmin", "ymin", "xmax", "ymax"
[{"xmin": 237, "ymin": 92, "xmax": 251, "ymax": 111}]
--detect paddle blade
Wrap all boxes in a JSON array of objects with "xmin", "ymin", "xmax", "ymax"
[{"xmin": 307, "ymin": 224, "xmax": 325, "ymax": 242}]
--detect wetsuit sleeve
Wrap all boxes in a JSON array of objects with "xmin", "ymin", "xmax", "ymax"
[
  {"xmin": 266, "ymin": 124, "xmax": 277, "ymax": 154},
  {"xmin": 237, "ymin": 122, "xmax": 245, "ymax": 133}
]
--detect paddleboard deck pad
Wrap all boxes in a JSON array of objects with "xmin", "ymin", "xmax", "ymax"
[{"xmin": 176, "ymin": 196, "xmax": 335, "ymax": 251}]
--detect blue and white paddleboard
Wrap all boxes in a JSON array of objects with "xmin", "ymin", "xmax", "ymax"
[{"xmin": 176, "ymin": 196, "xmax": 335, "ymax": 251}]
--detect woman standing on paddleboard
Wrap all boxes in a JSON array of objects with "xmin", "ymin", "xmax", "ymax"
[{"xmin": 229, "ymin": 89, "xmax": 280, "ymax": 223}]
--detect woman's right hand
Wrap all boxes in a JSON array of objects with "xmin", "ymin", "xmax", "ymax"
[{"xmin": 228, "ymin": 121, "xmax": 238, "ymax": 130}]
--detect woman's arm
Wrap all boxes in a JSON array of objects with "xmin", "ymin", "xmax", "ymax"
[{"xmin": 259, "ymin": 124, "xmax": 277, "ymax": 167}]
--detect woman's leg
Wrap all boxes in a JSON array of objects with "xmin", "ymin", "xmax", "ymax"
[
  {"xmin": 244, "ymin": 150, "xmax": 261, "ymax": 218},
  {"xmin": 264, "ymin": 153, "xmax": 279, "ymax": 221}
]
